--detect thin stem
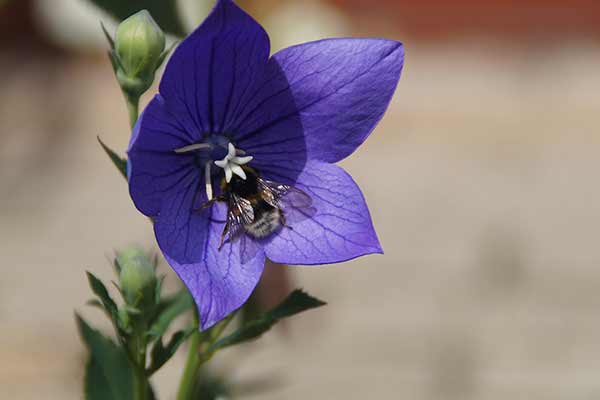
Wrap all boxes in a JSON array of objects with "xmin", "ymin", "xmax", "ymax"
[
  {"xmin": 131, "ymin": 329, "xmax": 148, "ymax": 400},
  {"xmin": 132, "ymin": 363, "xmax": 147, "ymax": 400},
  {"xmin": 126, "ymin": 95, "xmax": 140, "ymax": 129},
  {"xmin": 176, "ymin": 312, "xmax": 236, "ymax": 400},
  {"xmin": 176, "ymin": 313, "xmax": 202, "ymax": 400}
]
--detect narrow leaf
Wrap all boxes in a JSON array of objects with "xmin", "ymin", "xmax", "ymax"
[
  {"xmin": 97, "ymin": 136, "xmax": 127, "ymax": 179},
  {"xmin": 85, "ymin": 0, "xmax": 186, "ymax": 37},
  {"xmin": 209, "ymin": 290, "xmax": 326, "ymax": 353},
  {"xmin": 76, "ymin": 314, "xmax": 134, "ymax": 400},
  {"xmin": 86, "ymin": 299, "xmax": 104, "ymax": 309},
  {"xmin": 147, "ymin": 328, "xmax": 194, "ymax": 375},
  {"xmin": 86, "ymin": 271, "xmax": 119, "ymax": 317}
]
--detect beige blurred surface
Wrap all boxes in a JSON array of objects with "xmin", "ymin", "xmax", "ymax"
[{"xmin": 2, "ymin": 16, "xmax": 600, "ymax": 400}]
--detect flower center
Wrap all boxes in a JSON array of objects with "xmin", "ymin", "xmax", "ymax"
[
  {"xmin": 174, "ymin": 140, "xmax": 253, "ymax": 201},
  {"xmin": 214, "ymin": 143, "xmax": 253, "ymax": 183}
]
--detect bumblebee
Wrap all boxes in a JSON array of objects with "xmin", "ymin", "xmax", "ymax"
[{"xmin": 204, "ymin": 167, "xmax": 314, "ymax": 250}]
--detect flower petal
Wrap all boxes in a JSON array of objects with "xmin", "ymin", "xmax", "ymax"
[
  {"xmin": 159, "ymin": 0, "xmax": 270, "ymax": 135},
  {"xmin": 264, "ymin": 38, "xmax": 404, "ymax": 163},
  {"xmin": 128, "ymin": 94, "xmax": 198, "ymax": 217},
  {"xmin": 153, "ymin": 173, "xmax": 206, "ymax": 264},
  {"xmin": 230, "ymin": 54, "xmax": 307, "ymax": 183},
  {"xmin": 162, "ymin": 202, "xmax": 266, "ymax": 329},
  {"xmin": 264, "ymin": 161, "xmax": 382, "ymax": 265}
]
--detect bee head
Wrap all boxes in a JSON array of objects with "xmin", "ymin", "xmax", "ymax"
[{"xmin": 221, "ymin": 166, "xmax": 258, "ymax": 195}]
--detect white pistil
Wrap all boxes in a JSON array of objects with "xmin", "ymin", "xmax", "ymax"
[
  {"xmin": 204, "ymin": 162, "xmax": 213, "ymax": 200},
  {"xmin": 214, "ymin": 143, "xmax": 253, "ymax": 183},
  {"xmin": 174, "ymin": 143, "xmax": 211, "ymax": 154}
]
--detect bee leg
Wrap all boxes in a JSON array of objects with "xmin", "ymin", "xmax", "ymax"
[
  {"xmin": 280, "ymin": 213, "xmax": 293, "ymax": 230},
  {"xmin": 202, "ymin": 196, "xmax": 225, "ymax": 208},
  {"xmin": 218, "ymin": 222, "xmax": 230, "ymax": 251},
  {"xmin": 193, "ymin": 196, "xmax": 225, "ymax": 214}
]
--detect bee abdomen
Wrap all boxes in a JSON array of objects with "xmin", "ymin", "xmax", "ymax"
[{"xmin": 245, "ymin": 209, "xmax": 282, "ymax": 239}]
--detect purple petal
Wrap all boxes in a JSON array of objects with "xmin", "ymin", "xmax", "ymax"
[
  {"xmin": 264, "ymin": 161, "xmax": 382, "ymax": 265},
  {"xmin": 159, "ymin": 0, "xmax": 270, "ymax": 135},
  {"xmin": 128, "ymin": 94, "xmax": 198, "ymax": 216},
  {"xmin": 153, "ymin": 172, "xmax": 206, "ymax": 264},
  {"xmin": 233, "ymin": 57, "xmax": 307, "ymax": 183},
  {"xmin": 267, "ymin": 38, "xmax": 404, "ymax": 163},
  {"xmin": 163, "ymin": 202, "xmax": 266, "ymax": 329}
]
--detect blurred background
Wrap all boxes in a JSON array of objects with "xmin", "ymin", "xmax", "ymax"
[{"xmin": 1, "ymin": 0, "xmax": 600, "ymax": 399}]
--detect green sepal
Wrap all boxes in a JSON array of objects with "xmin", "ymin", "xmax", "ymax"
[
  {"xmin": 97, "ymin": 136, "xmax": 127, "ymax": 180},
  {"xmin": 117, "ymin": 307, "xmax": 133, "ymax": 335},
  {"xmin": 111, "ymin": 280, "xmax": 124, "ymax": 297},
  {"xmin": 107, "ymin": 49, "xmax": 119, "ymax": 75},
  {"xmin": 124, "ymin": 305, "xmax": 142, "ymax": 315},
  {"xmin": 154, "ymin": 275, "xmax": 166, "ymax": 306},
  {"xmin": 147, "ymin": 328, "xmax": 194, "ymax": 376},
  {"xmin": 208, "ymin": 289, "xmax": 326, "ymax": 353},
  {"xmin": 147, "ymin": 290, "xmax": 194, "ymax": 340},
  {"xmin": 86, "ymin": 0, "xmax": 186, "ymax": 37},
  {"xmin": 113, "ymin": 257, "xmax": 122, "ymax": 274},
  {"xmin": 76, "ymin": 314, "xmax": 134, "ymax": 400},
  {"xmin": 100, "ymin": 21, "xmax": 115, "ymax": 49},
  {"xmin": 156, "ymin": 40, "xmax": 178, "ymax": 69}
]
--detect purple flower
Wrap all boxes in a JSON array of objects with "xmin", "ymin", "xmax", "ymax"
[{"xmin": 128, "ymin": 0, "xmax": 404, "ymax": 329}]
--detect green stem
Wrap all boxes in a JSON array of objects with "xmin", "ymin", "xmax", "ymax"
[
  {"xmin": 126, "ymin": 95, "xmax": 140, "ymax": 129},
  {"xmin": 132, "ymin": 363, "xmax": 147, "ymax": 400},
  {"xmin": 130, "ymin": 325, "xmax": 148, "ymax": 400},
  {"xmin": 176, "ymin": 312, "xmax": 236, "ymax": 400},
  {"xmin": 176, "ymin": 313, "xmax": 202, "ymax": 400}
]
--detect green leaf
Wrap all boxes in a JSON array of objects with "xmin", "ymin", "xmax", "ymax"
[
  {"xmin": 77, "ymin": 314, "xmax": 134, "ymax": 400},
  {"xmin": 208, "ymin": 290, "xmax": 326, "ymax": 353},
  {"xmin": 86, "ymin": 299, "xmax": 104, "ymax": 309},
  {"xmin": 86, "ymin": 271, "xmax": 132, "ymax": 338},
  {"xmin": 147, "ymin": 290, "xmax": 194, "ymax": 339},
  {"xmin": 87, "ymin": 271, "xmax": 119, "ymax": 319},
  {"xmin": 87, "ymin": 0, "xmax": 186, "ymax": 37},
  {"xmin": 147, "ymin": 328, "xmax": 194, "ymax": 375},
  {"xmin": 97, "ymin": 136, "xmax": 127, "ymax": 180}
]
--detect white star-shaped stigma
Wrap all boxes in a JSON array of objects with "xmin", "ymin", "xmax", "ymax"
[{"xmin": 214, "ymin": 143, "xmax": 253, "ymax": 183}]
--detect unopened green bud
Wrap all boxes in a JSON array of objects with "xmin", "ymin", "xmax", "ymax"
[
  {"xmin": 117, "ymin": 246, "xmax": 157, "ymax": 311},
  {"xmin": 114, "ymin": 10, "xmax": 165, "ymax": 97}
]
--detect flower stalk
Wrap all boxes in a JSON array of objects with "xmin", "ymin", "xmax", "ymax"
[
  {"xmin": 176, "ymin": 311, "xmax": 235, "ymax": 400},
  {"xmin": 176, "ymin": 315, "xmax": 201, "ymax": 400},
  {"xmin": 132, "ymin": 359, "xmax": 148, "ymax": 400},
  {"xmin": 126, "ymin": 95, "xmax": 140, "ymax": 129}
]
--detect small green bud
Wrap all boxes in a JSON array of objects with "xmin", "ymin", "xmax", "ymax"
[
  {"xmin": 117, "ymin": 246, "xmax": 157, "ymax": 311},
  {"xmin": 114, "ymin": 10, "xmax": 165, "ymax": 97}
]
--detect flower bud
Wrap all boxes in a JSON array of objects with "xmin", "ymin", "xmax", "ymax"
[
  {"xmin": 117, "ymin": 246, "xmax": 157, "ymax": 310},
  {"xmin": 114, "ymin": 10, "xmax": 165, "ymax": 97}
]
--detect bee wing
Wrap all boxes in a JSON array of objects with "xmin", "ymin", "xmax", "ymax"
[
  {"xmin": 224, "ymin": 194, "xmax": 254, "ymax": 244},
  {"xmin": 222, "ymin": 195, "xmax": 261, "ymax": 264},
  {"xmin": 239, "ymin": 233, "xmax": 261, "ymax": 265},
  {"xmin": 232, "ymin": 194, "xmax": 255, "ymax": 224},
  {"xmin": 257, "ymin": 178, "xmax": 316, "ymax": 224}
]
